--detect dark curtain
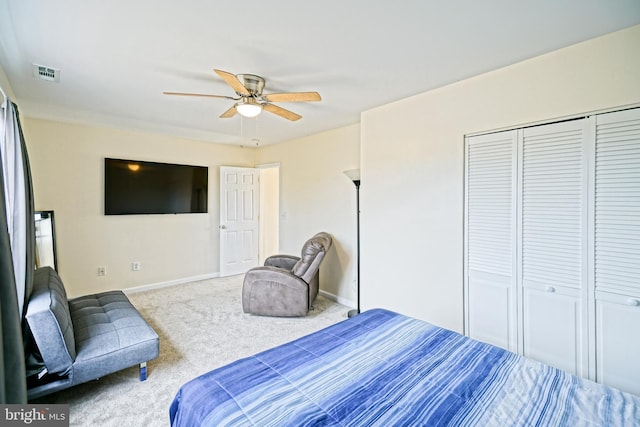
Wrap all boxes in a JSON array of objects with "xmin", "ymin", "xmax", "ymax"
[
  {"xmin": 16, "ymin": 104, "xmax": 35, "ymax": 311},
  {"xmin": 0, "ymin": 171, "xmax": 27, "ymax": 403},
  {"xmin": 0, "ymin": 101, "xmax": 33, "ymax": 404}
]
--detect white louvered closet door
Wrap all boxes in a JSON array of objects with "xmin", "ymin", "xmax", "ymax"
[
  {"xmin": 520, "ymin": 120, "xmax": 589, "ymax": 376},
  {"xmin": 465, "ymin": 130, "xmax": 518, "ymax": 352},
  {"xmin": 594, "ymin": 108, "xmax": 640, "ymax": 396}
]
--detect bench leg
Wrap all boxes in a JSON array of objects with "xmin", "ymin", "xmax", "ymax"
[{"xmin": 139, "ymin": 362, "xmax": 148, "ymax": 381}]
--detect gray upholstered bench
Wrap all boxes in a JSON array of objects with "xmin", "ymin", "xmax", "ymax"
[{"xmin": 24, "ymin": 267, "xmax": 159, "ymax": 399}]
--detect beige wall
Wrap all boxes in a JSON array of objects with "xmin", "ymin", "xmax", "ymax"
[
  {"xmin": 24, "ymin": 118, "xmax": 256, "ymax": 297},
  {"xmin": 22, "ymin": 117, "xmax": 361, "ymax": 305},
  {"xmin": 361, "ymin": 25, "xmax": 640, "ymax": 332},
  {"xmin": 255, "ymin": 124, "xmax": 361, "ymax": 306}
]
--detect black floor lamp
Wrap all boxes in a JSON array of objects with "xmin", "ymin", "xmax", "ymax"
[{"xmin": 344, "ymin": 169, "xmax": 360, "ymax": 318}]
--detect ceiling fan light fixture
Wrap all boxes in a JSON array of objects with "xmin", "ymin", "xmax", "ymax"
[{"xmin": 236, "ymin": 102, "xmax": 263, "ymax": 118}]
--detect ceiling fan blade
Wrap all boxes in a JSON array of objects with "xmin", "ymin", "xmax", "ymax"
[
  {"xmin": 263, "ymin": 103, "xmax": 302, "ymax": 121},
  {"xmin": 220, "ymin": 105, "xmax": 238, "ymax": 118},
  {"xmin": 163, "ymin": 91, "xmax": 237, "ymax": 100},
  {"xmin": 263, "ymin": 92, "xmax": 321, "ymax": 103},
  {"xmin": 214, "ymin": 69, "xmax": 250, "ymax": 96}
]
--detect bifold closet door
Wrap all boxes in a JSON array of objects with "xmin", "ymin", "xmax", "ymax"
[
  {"xmin": 465, "ymin": 130, "xmax": 518, "ymax": 352},
  {"xmin": 593, "ymin": 108, "xmax": 640, "ymax": 396},
  {"xmin": 520, "ymin": 120, "xmax": 588, "ymax": 377}
]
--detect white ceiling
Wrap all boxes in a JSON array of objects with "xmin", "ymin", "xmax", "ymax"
[{"xmin": 1, "ymin": 1, "xmax": 639, "ymax": 146}]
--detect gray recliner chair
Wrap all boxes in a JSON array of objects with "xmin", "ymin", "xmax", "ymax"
[{"xmin": 242, "ymin": 232, "xmax": 332, "ymax": 317}]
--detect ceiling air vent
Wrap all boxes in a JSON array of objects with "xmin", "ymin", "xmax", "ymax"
[{"xmin": 32, "ymin": 64, "xmax": 60, "ymax": 83}]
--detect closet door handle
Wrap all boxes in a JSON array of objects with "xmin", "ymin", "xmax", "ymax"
[
  {"xmin": 627, "ymin": 298, "xmax": 640, "ymax": 307},
  {"xmin": 545, "ymin": 286, "xmax": 555, "ymax": 293}
]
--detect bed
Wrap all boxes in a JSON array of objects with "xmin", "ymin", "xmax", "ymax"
[{"xmin": 169, "ymin": 309, "xmax": 639, "ymax": 426}]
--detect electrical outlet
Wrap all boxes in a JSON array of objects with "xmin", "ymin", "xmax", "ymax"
[
  {"xmin": 97, "ymin": 267, "xmax": 106, "ymax": 276},
  {"xmin": 132, "ymin": 261, "xmax": 141, "ymax": 271}
]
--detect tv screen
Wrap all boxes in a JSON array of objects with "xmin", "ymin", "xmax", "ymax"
[{"xmin": 104, "ymin": 158, "xmax": 208, "ymax": 215}]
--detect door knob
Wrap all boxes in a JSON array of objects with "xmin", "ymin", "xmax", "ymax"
[{"xmin": 219, "ymin": 225, "xmax": 226, "ymax": 229}]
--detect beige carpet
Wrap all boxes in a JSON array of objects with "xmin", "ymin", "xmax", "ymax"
[{"xmin": 34, "ymin": 274, "xmax": 348, "ymax": 426}]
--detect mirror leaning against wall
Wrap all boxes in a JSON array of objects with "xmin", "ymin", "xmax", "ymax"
[{"xmin": 34, "ymin": 211, "xmax": 57, "ymax": 271}]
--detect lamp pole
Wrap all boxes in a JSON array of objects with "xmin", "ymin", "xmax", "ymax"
[{"xmin": 344, "ymin": 170, "xmax": 361, "ymax": 318}]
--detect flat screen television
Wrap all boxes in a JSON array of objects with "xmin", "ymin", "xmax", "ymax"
[{"xmin": 104, "ymin": 158, "xmax": 208, "ymax": 215}]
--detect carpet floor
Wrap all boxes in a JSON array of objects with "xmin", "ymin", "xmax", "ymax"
[{"xmin": 33, "ymin": 274, "xmax": 348, "ymax": 426}]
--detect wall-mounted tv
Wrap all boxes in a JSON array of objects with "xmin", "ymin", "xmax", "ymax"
[{"xmin": 104, "ymin": 158, "xmax": 208, "ymax": 215}]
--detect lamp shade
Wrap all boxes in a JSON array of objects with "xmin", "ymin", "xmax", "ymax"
[
  {"xmin": 236, "ymin": 102, "xmax": 263, "ymax": 118},
  {"xmin": 343, "ymin": 169, "xmax": 360, "ymax": 182}
]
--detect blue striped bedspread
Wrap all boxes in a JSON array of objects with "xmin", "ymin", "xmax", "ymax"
[{"xmin": 169, "ymin": 309, "xmax": 640, "ymax": 426}]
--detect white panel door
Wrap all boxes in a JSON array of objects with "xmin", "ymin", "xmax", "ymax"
[
  {"xmin": 220, "ymin": 166, "xmax": 259, "ymax": 277},
  {"xmin": 465, "ymin": 107, "xmax": 640, "ymax": 387},
  {"xmin": 593, "ymin": 108, "xmax": 640, "ymax": 393},
  {"xmin": 465, "ymin": 130, "xmax": 518, "ymax": 351},
  {"xmin": 520, "ymin": 120, "xmax": 588, "ymax": 375}
]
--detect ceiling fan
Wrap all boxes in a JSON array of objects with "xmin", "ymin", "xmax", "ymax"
[{"xmin": 163, "ymin": 69, "xmax": 321, "ymax": 121}]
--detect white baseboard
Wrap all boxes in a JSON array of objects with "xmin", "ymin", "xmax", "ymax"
[
  {"xmin": 123, "ymin": 272, "xmax": 220, "ymax": 295},
  {"xmin": 124, "ymin": 274, "xmax": 356, "ymax": 311},
  {"xmin": 319, "ymin": 289, "xmax": 355, "ymax": 309}
]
